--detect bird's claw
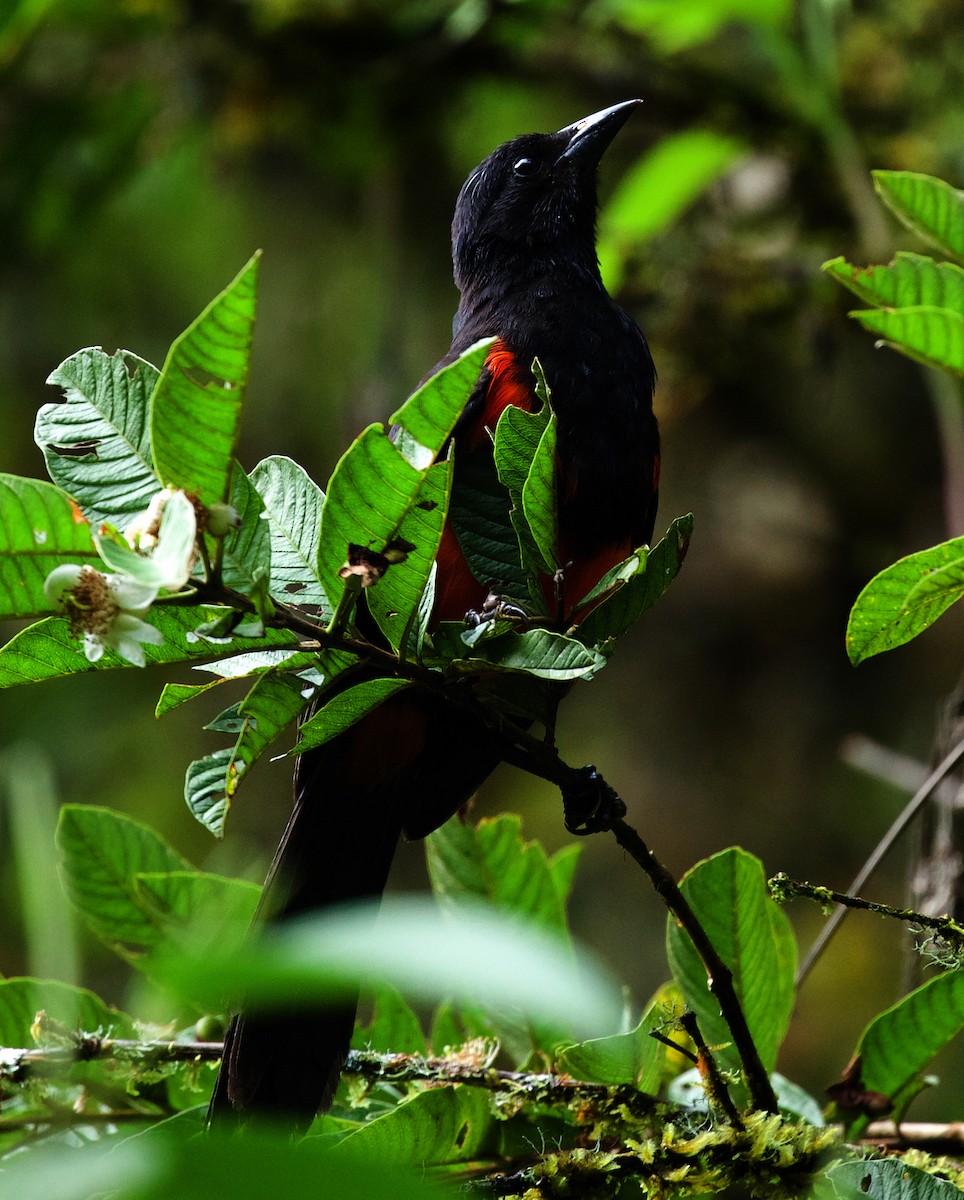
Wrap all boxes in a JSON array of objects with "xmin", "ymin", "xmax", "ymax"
[
  {"xmin": 562, "ymin": 765, "xmax": 626, "ymax": 835},
  {"xmin": 465, "ymin": 589, "xmax": 529, "ymax": 628}
]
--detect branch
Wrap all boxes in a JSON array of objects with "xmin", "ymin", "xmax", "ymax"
[{"xmin": 797, "ymin": 735, "xmax": 964, "ymax": 986}]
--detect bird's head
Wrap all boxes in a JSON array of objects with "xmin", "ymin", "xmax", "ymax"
[{"xmin": 452, "ymin": 100, "xmax": 640, "ymax": 290}]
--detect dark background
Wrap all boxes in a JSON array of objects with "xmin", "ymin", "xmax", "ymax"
[{"xmin": 1, "ymin": 0, "xmax": 963, "ymax": 1116}]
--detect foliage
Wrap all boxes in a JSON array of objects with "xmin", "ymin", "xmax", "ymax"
[{"xmin": 824, "ymin": 172, "xmax": 964, "ymax": 664}]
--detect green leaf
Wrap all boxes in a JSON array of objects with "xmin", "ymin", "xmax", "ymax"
[
  {"xmin": 874, "ymin": 170, "xmax": 964, "ymax": 264},
  {"xmin": 134, "ymin": 870, "xmax": 260, "ymax": 968},
  {"xmin": 291, "ymin": 677, "xmax": 412, "ymax": 753},
  {"xmin": 558, "ymin": 1005, "xmax": 664, "ymax": 1092},
  {"xmin": 574, "ymin": 514, "xmax": 693, "ymax": 648},
  {"xmin": 492, "ymin": 398, "xmax": 557, "ymax": 578},
  {"xmin": 185, "ymin": 669, "xmax": 309, "ymax": 836},
  {"xmin": 846, "ymin": 536, "xmax": 964, "ymax": 663},
  {"xmin": 823, "ymin": 252, "xmax": 964, "ymax": 312},
  {"xmin": 666, "ymin": 847, "xmax": 797, "ymax": 1077},
  {"xmin": 604, "ymin": 0, "xmax": 790, "ymax": 53},
  {"xmin": 333, "ymin": 1085, "xmax": 493, "ymax": 1165},
  {"xmin": 432, "ymin": 624, "xmax": 605, "ymax": 680},
  {"xmin": 849, "ymin": 305, "xmax": 964, "ymax": 376},
  {"xmin": 599, "ymin": 131, "xmax": 745, "ymax": 287},
  {"xmin": 37, "ymin": 347, "xmax": 161, "ymax": 527},
  {"xmin": 367, "ymin": 460, "xmax": 452, "ymax": 653},
  {"xmin": 390, "ymin": 339, "xmax": 493, "ymax": 465},
  {"xmin": 0, "ymin": 978, "xmax": 136, "ymax": 1045},
  {"xmin": 56, "ymin": 805, "xmax": 191, "ymax": 959},
  {"xmin": 426, "ymin": 814, "xmax": 575, "ymax": 942},
  {"xmin": 0, "ymin": 1125, "xmax": 453, "ymax": 1200},
  {"xmin": 353, "ymin": 984, "xmax": 427, "ymax": 1056},
  {"xmin": 826, "ymin": 1158, "xmax": 963, "ymax": 1200},
  {"xmin": 151, "ymin": 253, "xmax": 260, "ymax": 504},
  {"xmin": 856, "ymin": 970, "xmax": 964, "ymax": 1115},
  {"xmin": 316, "ymin": 425, "xmax": 424, "ymax": 615},
  {"xmin": 219, "ymin": 462, "xmax": 271, "ymax": 596},
  {"xmin": 0, "ymin": 605, "xmax": 302, "ymax": 688},
  {"xmin": 161, "ymin": 895, "xmax": 624, "ymax": 1041},
  {"xmin": 0, "ymin": 475, "xmax": 99, "ymax": 618},
  {"xmin": 249, "ymin": 455, "xmax": 329, "ymax": 614}
]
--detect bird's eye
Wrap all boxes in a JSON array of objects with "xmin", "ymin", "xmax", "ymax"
[{"xmin": 513, "ymin": 157, "xmax": 541, "ymax": 177}]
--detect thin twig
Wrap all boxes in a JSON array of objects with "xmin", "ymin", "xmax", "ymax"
[
  {"xmin": 679, "ymin": 1010, "xmax": 743, "ymax": 1128},
  {"xmin": 797, "ymin": 736, "xmax": 964, "ymax": 986}
]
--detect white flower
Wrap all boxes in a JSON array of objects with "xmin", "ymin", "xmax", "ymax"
[{"xmin": 44, "ymin": 564, "xmax": 164, "ymax": 668}]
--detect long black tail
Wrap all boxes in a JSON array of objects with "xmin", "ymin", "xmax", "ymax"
[{"xmin": 206, "ymin": 686, "xmax": 501, "ymax": 1132}]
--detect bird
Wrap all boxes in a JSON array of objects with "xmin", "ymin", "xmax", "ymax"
[{"xmin": 207, "ymin": 99, "xmax": 660, "ymax": 1132}]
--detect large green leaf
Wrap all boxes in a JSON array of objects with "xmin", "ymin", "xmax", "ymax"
[
  {"xmin": 0, "ymin": 977, "xmax": 137, "ymax": 1046},
  {"xmin": 291, "ymin": 677, "xmax": 413, "ymax": 753},
  {"xmin": 185, "ymin": 668, "xmax": 309, "ymax": 836},
  {"xmin": 823, "ymin": 252, "xmax": 964, "ymax": 312},
  {"xmin": 0, "ymin": 1125, "xmax": 453, "ymax": 1200},
  {"xmin": 151, "ymin": 254, "xmax": 259, "ymax": 504},
  {"xmin": 332, "ymin": 1085, "xmax": 493, "ymax": 1166},
  {"xmin": 161, "ymin": 895, "xmax": 624, "ymax": 1041},
  {"xmin": 426, "ymin": 814, "xmax": 575, "ymax": 943},
  {"xmin": 558, "ymin": 1004, "xmax": 665, "ymax": 1093},
  {"xmin": 849, "ymin": 305, "xmax": 964, "ymax": 376},
  {"xmin": 826, "ymin": 1158, "xmax": 963, "ymax": 1200},
  {"xmin": 390, "ymin": 339, "xmax": 493, "ymax": 465},
  {"xmin": 873, "ymin": 170, "xmax": 964, "ymax": 264},
  {"xmin": 856, "ymin": 970, "xmax": 964, "ymax": 1114},
  {"xmin": 367, "ymin": 460, "xmax": 452, "ymax": 653},
  {"xmin": 249, "ymin": 455, "xmax": 329, "ymax": 614},
  {"xmin": 56, "ymin": 805, "xmax": 190, "ymax": 958},
  {"xmin": 352, "ymin": 984, "xmax": 427, "ymax": 1056},
  {"xmin": 0, "ymin": 605, "xmax": 302, "ymax": 687},
  {"xmin": 37, "ymin": 347, "xmax": 161, "ymax": 526},
  {"xmin": 846, "ymin": 535, "xmax": 964, "ymax": 663},
  {"xmin": 493, "ymin": 399, "xmax": 557, "ymax": 577},
  {"xmin": 0, "ymin": 475, "xmax": 99, "ymax": 618},
  {"xmin": 666, "ymin": 847, "xmax": 797, "ymax": 1077},
  {"xmin": 316, "ymin": 425, "xmax": 424, "ymax": 617}
]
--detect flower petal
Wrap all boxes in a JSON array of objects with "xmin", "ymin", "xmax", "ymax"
[{"xmin": 44, "ymin": 563, "xmax": 85, "ymax": 607}]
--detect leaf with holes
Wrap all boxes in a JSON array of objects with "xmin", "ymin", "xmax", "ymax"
[
  {"xmin": 823, "ymin": 252, "xmax": 964, "ymax": 312},
  {"xmin": 332, "ymin": 1085, "xmax": 493, "ymax": 1166},
  {"xmin": 0, "ymin": 475, "xmax": 100, "ymax": 618},
  {"xmin": 151, "ymin": 254, "xmax": 259, "ymax": 504},
  {"xmin": 37, "ymin": 348, "xmax": 162, "ymax": 527}
]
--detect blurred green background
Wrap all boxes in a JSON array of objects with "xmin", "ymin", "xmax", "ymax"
[{"xmin": 2, "ymin": 0, "xmax": 963, "ymax": 1117}]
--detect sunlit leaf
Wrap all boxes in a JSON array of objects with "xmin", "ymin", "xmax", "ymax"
[
  {"xmin": 390, "ymin": 339, "xmax": 493, "ymax": 465},
  {"xmin": 151, "ymin": 254, "xmax": 260, "ymax": 504},
  {"xmin": 846, "ymin": 536, "xmax": 964, "ymax": 663},
  {"xmin": 849, "ymin": 305, "xmax": 964, "ymax": 376},
  {"xmin": 316, "ymin": 425, "xmax": 424, "ymax": 616},
  {"xmin": 603, "ymin": 0, "xmax": 790, "ymax": 53},
  {"xmin": 37, "ymin": 347, "xmax": 161, "ymax": 526},
  {"xmin": 0, "ymin": 475, "xmax": 99, "ymax": 618},
  {"xmin": 368, "ymin": 461, "xmax": 452, "ymax": 653},
  {"xmin": 873, "ymin": 170, "xmax": 964, "ymax": 264},
  {"xmin": 823, "ymin": 252, "xmax": 964, "ymax": 312}
]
